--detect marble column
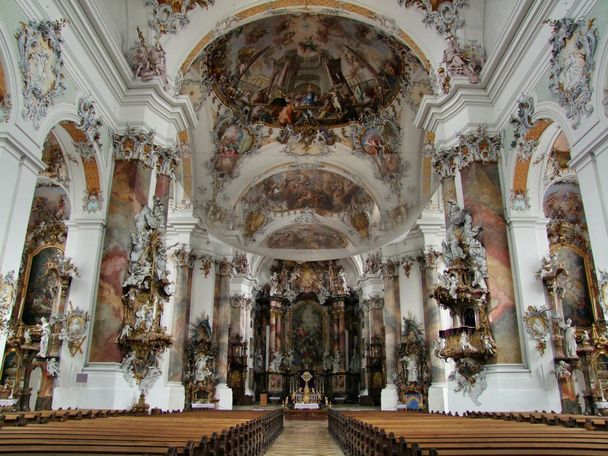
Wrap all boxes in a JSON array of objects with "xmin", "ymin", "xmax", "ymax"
[
  {"xmin": 420, "ymin": 249, "xmax": 444, "ymax": 380},
  {"xmin": 381, "ymin": 262, "xmax": 401, "ymax": 410},
  {"xmin": 332, "ymin": 300, "xmax": 346, "ymax": 369},
  {"xmin": 460, "ymin": 161, "xmax": 522, "ymax": 364},
  {"xmin": 212, "ymin": 258, "xmax": 233, "ymax": 409},
  {"xmin": 168, "ymin": 245, "xmax": 195, "ymax": 382},
  {"xmin": 90, "ymin": 154, "xmax": 153, "ymax": 363},
  {"xmin": 433, "ymin": 129, "xmax": 522, "ymax": 365},
  {"xmin": 269, "ymin": 304, "xmax": 277, "ymax": 356}
]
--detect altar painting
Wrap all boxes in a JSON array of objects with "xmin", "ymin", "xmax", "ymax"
[
  {"xmin": 21, "ymin": 246, "xmax": 62, "ymax": 325},
  {"xmin": 554, "ymin": 246, "xmax": 594, "ymax": 327},
  {"xmin": 290, "ymin": 301, "xmax": 325, "ymax": 368}
]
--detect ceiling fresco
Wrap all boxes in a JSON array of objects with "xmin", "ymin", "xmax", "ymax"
[
  {"xmin": 191, "ymin": 14, "xmax": 417, "ymax": 128},
  {"xmin": 265, "ymin": 225, "xmax": 349, "ymax": 250},
  {"xmin": 183, "ymin": 11, "xmax": 437, "ymax": 260}
]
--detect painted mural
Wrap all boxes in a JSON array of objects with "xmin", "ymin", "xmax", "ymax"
[
  {"xmin": 212, "ymin": 120, "xmax": 255, "ymax": 180},
  {"xmin": 290, "ymin": 300, "xmax": 326, "ymax": 368},
  {"xmin": 543, "ymin": 182, "xmax": 586, "ymax": 225},
  {"xmin": 265, "ymin": 225, "xmax": 348, "ymax": 249},
  {"xmin": 242, "ymin": 169, "xmax": 373, "ymax": 215},
  {"xmin": 241, "ymin": 169, "xmax": 374, "ymax": 241},
  {"xmin": 185, "ymin": 14, "xmax": 427, "ymax": 126},
  {"xmin": 40, "ymin": 133, "xmax": 69, "ymax": 187},
  {"xmin": 22, "ymin": 246, "xmax": 62, "ymax": 325},
  {"xmin": 554, "ymin": 247, "xmax": 594, "ymax": 327}
]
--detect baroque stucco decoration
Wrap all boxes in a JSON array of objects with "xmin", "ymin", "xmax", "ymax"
[
  {"xmin": 0, "ymin": 271, "xmax": 16, "ymax": 336},
  {"xmin": 118, "ymin": 198, "xmax": 173, "ymax": 411},
  {"xmin": 432, "ymin": 126, "xmax": 501, "ymax": 180},
  {"xmin": 77, "ymin": 97, "xmax": 103, "ymax": 146},
  {"xmin": 547, "ymin": 18, "xmax": 598, "ymax": 128},
  {"xmin": 146, "ymin": 0, "xmax": 215, "ymax": 39},
  {"xmin": 522, "ymin": 305, "xmax": 551, "ymax": 356},
  {"xmin": 398, "ymin": 0, "xmax": 467, "ymax": 37},
  {"xmin": 52, "ymin": 302, "xmax": 90, "ymax": 357},
  {"xmin": 0, "ymin": 94, "xmax": 11, "ymax": 122},
  {"xmin": 16, "ymin": 20, "xmax": 67, "ymax": 129},
  {"xmin": 433, "ymin": 201, "xmax": 495, "ymax": 405},
  {"xmin": 127, "ymin": 27, "xmax": 168, "ymax": 88}
]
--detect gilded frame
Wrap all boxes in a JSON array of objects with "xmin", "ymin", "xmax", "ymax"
[
  {"xmin": 16, "ymin": 244, "xmax": 64, "ymax": 326},
  {"xmin": 550, "ymin": 244, "xmax": 599, "ymax": 327}
]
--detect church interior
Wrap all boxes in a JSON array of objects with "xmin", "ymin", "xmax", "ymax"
[{"xmin": 0, "ymin": 0, "xmax": 608, "ymax": 454}]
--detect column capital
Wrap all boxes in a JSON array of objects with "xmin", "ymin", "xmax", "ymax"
[
  {"xmin": 172, "ymin": 243, "xmax": 196, "ymax": 268},
  {"xmin": 432, "ymin": 125, "xmax": 501, "ymax": 180},
  {"xmin": 215, "ymin": 257, "xmax": 233, "ymax": 277},
  {"xmin": 360, "ymin": 295, "xmax": 384, "ymax": 311},
  {"xmin": 113, "ymin": 127, "xmax": 180, "ymax": 178},
  {"xmin": 230, "ymin": 293, "xmax": 252, "ymax": 310}
]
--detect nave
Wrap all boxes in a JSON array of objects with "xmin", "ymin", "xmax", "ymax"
[{"xmin": 0, "ymin": 407, "xmax": 606, "ymax": 455}]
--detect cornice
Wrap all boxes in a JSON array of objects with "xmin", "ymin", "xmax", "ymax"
[
  {"xmin": 56, "ymin": 0, "xmax": 197, "ymax": 138},
  {"xmin": 0, "ymin": 126, "xmax": 46, "ymax": 173}
]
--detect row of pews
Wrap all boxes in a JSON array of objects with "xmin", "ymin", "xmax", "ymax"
[
  {"xmin": 0, "ymin": 408, "xmax": 283, "ymax": 455},
  {"xmin": 329, "ymin": 409, "xmax": 608, "ymax": 455}
]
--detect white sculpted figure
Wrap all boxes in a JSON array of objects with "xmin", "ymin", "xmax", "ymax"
[
  {"xmin": 46, "ymin": 357, "xmax": 59, "ymax": 377},
  {"xmin": 38, "ymin": 317, "xmax": 51, "ymax": 357},
  {"xmin": 332, "ymin": 350, "xmax": 341, "ymax": 373},
  {"xmin": 481, "ymin": 334, "xmax": 495, "ymax": 355},
  {"xmin": 134, "ymin": 305, "xmax": 149, "ymax": 330},
  {"xmin": 561, "ymin": 318, "xmax": 578, "ymax": 358},
  {"xmin": 116, "ymin": 324, "xmax": 132, "ymax": 343},
  {"xmin": 194, "ymin": 354, "xmax": 213, "ymax": 382},
  {"xmin": 269, "ymin": 272, "xmax": 280, "ymax": 296},
  {"xmin": 401, "ymin": 355, "xmax": 419, "ymax": 383},
  {"xmin": 337, "ymin": 270, "xmax": 348, "ymax": 294},
  {"xmin": 460, "ymin": 331, "xmax": 474, "ymax": 352},
  {"xmin": 554, "ymin": 360, "xmax": 571, "ymax": 381},
  {"xmin": 24, "ymin": 329, "xmax": 32, "ymax": 345},
  {"xmin": 269, "ymin": 351, "xmax": 284, "ymax": 372}
]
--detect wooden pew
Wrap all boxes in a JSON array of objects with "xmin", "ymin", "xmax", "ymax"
[
  {"xmin": 335, "ymin": 410, "xmax": 608, "ymax": 455},
  {"xmin": 0, "ymin": 409, "xmax": 284, "ymax": 455}
]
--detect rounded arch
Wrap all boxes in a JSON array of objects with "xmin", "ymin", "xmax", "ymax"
[
  {"xmin": 526, "ymin": 122, "xmax": 562, "ymax": 216},
  {"xmin": 168, "ymin": 1, "xmax": 439, "ymax": 78},
  {"xmin": 592, "ymin": 23, "xmax": 608, "ymax": 121},
  {"xmin": 0, "ymin": 20, "xmax": 21, "ymax": 122}
]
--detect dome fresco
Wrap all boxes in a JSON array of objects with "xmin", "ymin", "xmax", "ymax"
[
  {"xmin": 190, "ymin": 13, "xmax": 422, "ymax": 128},
  {"xmin": 183, "ymin": 12, "xmax": 436, "ymax": 260}
]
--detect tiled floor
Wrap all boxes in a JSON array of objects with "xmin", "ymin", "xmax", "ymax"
[{"xmin": 266, "ymin": 420, "xmax": 344, "ymax": 455}]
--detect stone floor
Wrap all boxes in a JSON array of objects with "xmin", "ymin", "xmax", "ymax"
[{"xmin": 265, "ymin": 420, "xmax": 344, "ymax": 455}]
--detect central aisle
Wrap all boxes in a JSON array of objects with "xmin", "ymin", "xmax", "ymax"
[{"xmin": 266, "ymin": 419, "xmax": 344, "ymax": 455}]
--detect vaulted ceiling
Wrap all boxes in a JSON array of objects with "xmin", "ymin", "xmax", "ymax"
[{"xmin": 182, "ymin": 11, "xmax": 437, "ymax": 260}]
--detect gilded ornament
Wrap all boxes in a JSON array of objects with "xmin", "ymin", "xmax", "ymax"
[{"xmin": 522, "ymin": 305, "xmax": 551, "ymax": 356}]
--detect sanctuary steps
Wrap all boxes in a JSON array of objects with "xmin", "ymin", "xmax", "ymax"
[
  {"xmin": 0, "ymin": 409, "xmax": 283, "ymax": 455},
  {"xmin": 330, "ymin": 410, "xmax": 608, "ymax": 455}
]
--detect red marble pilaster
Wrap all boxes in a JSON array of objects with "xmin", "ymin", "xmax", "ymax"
[
  {"xmin": 460, "ymin": 162, "xmax": 522, "ymax": 364},
  {"xmin": 90, "ymin": 160, "xmax": 152, "ymax": 362}
]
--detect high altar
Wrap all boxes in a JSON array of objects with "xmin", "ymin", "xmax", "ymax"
[{"xmin": 246, "ymin": 260, "xmax": 380, "ymax": 405}]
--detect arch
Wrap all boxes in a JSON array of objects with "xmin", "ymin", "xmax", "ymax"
[
  {"xmin": 170, "ymin": 1, "xmax": 438, "ymax": 78},
  {"xmin": 0, "ymin": 20, "xmax": 22, "ymax": 122},
  {"xmin": 592, "ymin": 22, "xmax": 608, "ymax": 121}
]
